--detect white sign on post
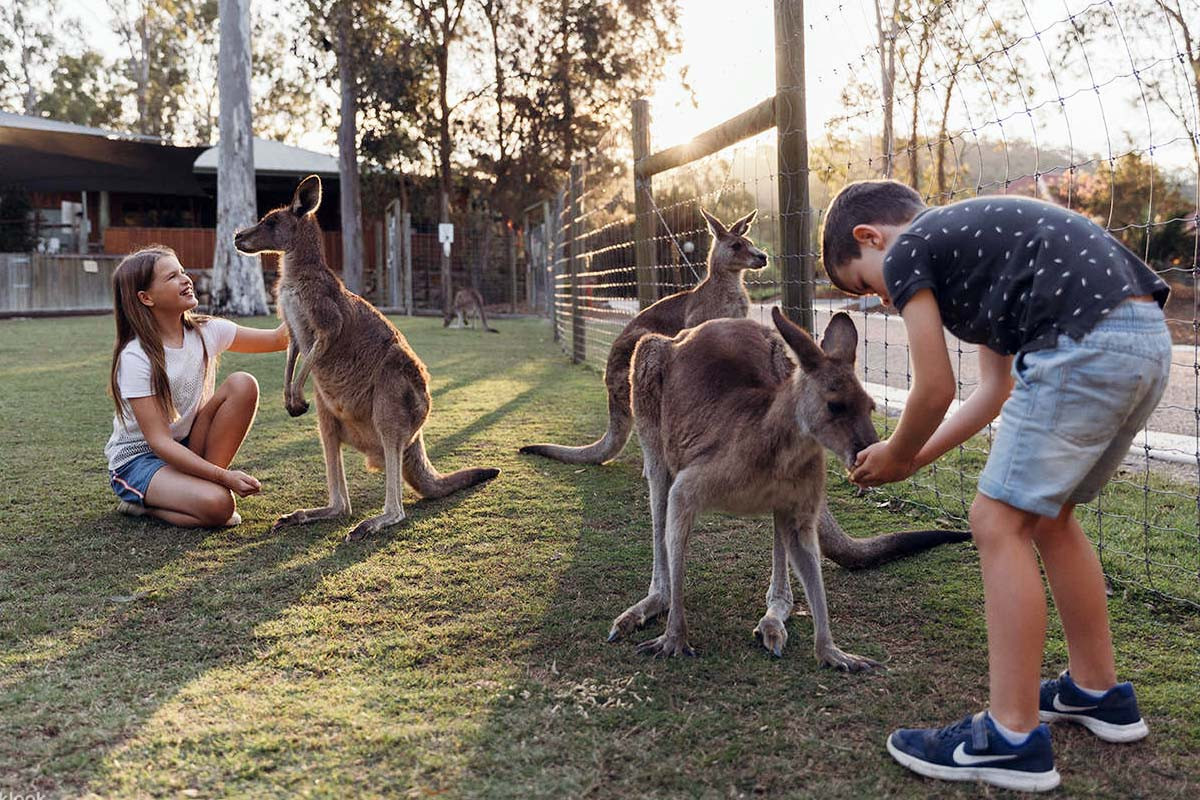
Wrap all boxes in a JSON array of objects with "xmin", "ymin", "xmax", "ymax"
[{"xmin": 438, "ymin": 223, "xmax": 454, "ymax": 258}]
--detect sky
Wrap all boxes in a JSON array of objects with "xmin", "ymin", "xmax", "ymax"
[{"xmin": 53, "ymin": 0, "xmax": 1200, "ymax": 177}]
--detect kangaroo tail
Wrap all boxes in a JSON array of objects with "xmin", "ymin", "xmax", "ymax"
[
  {"xmin": 476, "ymin": 295, "xmax": 499, "ymax": 332},
  {"xmin": 404, "ymin": 431, "xmax": 500, "ymax": 499},
  {"xmin": 519, "ymin": 362, "xmax": 634, "ymax": 464},
  {"xmin": 518, "ymin": 404, "xmax": 633, "ymax": 464},
  {"xmin": 817, "ymin": 500, "xmax": 971, "ymax": 570}
]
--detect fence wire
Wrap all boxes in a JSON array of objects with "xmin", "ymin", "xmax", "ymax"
[{"xmin": 551, "ymin": 0, "xmax": 1200, "ymax": 608}]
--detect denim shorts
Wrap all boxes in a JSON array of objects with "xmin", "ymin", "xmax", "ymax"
[
  {"xmin": 978, "ymin": 301, "xmax": 1172, "ymax": 518},
  {"xmin": 109, "ymin": 437, "xmax": 188, "ymax": 505}
]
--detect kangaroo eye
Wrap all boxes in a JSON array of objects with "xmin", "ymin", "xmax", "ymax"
[
  {"xmin": 827, "ymin": 401, "xmax": 847, "ymax": 416},
  {"xmin": 730, "ymin": 242, "xmax": 742, "ymax": 251}
]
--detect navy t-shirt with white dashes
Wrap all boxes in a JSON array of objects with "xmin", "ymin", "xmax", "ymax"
[{"xmin": 883, "ymin": 196, "xmax": 1169, "ymax": 354}]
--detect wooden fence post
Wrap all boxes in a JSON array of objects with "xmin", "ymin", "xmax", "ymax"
[
  {"xmin": 385, "ymin": 199, "xmax": 401, "ymax": 309},
  {"xmin": 401, "ymin": 211, "xmax": 413, "ymax": 316},
  {"xmin": 774, "ymin": 0, "xmax": 815, "ymax": 332},
  {"xmin": 509, "ymin": 227, "xmax": 518, "ymax": 313},
  {"xmin": 632, "ymin": 99, "xmax": 658, "ymax": 309},
  {"xmin": 568, "ymin": 161, "xmax": 585, "ymax": 363}
]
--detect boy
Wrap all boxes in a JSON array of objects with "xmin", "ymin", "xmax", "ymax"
[{"xmin": 823, "ymin": 180, "xmax": 1170, "ymax": 792}]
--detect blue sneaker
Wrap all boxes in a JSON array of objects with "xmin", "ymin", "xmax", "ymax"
[
  {"xmin": 1039, "ymin": 670, "xmax": 1149, "ymax": 743},
  {"xmin": 887, "ymin": 711, "xmax": 1061, "ymax": 792}
]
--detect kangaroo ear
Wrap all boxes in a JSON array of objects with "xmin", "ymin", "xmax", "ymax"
[
  {"xmin": 772, "ymin": 306, "xmax": 824, "ymax": 372},
  {"xmin": 291, "ymin": 175, "xmax": 322, "ymax": 216},
  {"xmin": 820, "ymin": 312, "xmax": 859, "ymax": 363},
  {"xmin": 729, "ymin": 209, "xmax": 758, "ymax": 236},
  {"xmin": 698, "ymin": 207, "xmax": 728, "ymax": 238}
]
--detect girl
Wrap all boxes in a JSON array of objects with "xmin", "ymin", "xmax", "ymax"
[{"xmin": 104, "ymin": 245, "xmax": 288, "ymax": 527}]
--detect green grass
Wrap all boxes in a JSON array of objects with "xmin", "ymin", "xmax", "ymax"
[{"xmin": 1, "ymin": 314, "xmax": 1197, "ymax": 798}]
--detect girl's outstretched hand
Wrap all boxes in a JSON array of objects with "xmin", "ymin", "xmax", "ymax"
[{"xmin": 222, "ymin": 469, "xmax": 262, "ymax": 497}]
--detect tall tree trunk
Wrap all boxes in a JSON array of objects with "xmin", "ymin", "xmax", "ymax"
[
  {"xmin": 211, "ymin": 0, "xmax": 268, "ymax": 316},
  {"xmin": 337, "ymin": 8, "xmax": 365, "ymax": 294},
  {"xmin": 874, "ymin": 0, "xmax": 895, "ymax": 178},
  {"xmin": 437, "ymin": 32, "xmax": 453, "ymax": 314},
  {"xmin": 936, "ymin": 82, "xmax": 955, "ymax": 199}
]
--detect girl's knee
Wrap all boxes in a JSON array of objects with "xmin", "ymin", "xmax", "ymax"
[
  {"xmin": 225, "ymin": 371, "xmax": 259, "ymax": 402},
  {"xmin": 196, "ymin": 487, "xmax": 235, "ymax": 527}
]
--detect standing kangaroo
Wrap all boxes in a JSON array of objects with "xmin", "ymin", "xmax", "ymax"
[
  {"xmin": 522, "ymin": 208, "xmax": 967, "ymax": 569},
  {"xmin": 234, "ymin": 175, "xmax": 499, "ymax": 541},
  {"xmin": 443, "ymin": 287, "xmax": 499, "ymax": 332},
  {"xmin": 610, "ymin": 310, "xmax": 943, "ymax": 669},
  {"xmin": 520, "ymin": 207, "xmax": 761, "ymax": 465}
]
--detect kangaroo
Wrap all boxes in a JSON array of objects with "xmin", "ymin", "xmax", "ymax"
[
  {"xmin": 522, "ymin": 208, "xmax": 967, "ymax": 570},
  {"xmin": 609, "ymin": 309, "xmax": 959, "ymax": 669},
  {"xmin": 234, "ymin": 175, "xmax": 500, "ymax": 541},
  {"xmin": 520, "ymin": 207, "xmax": 761, "ymax": 465},
  {"xmin": 443, "ymin": 287, "xmax": 499, "ymax": 332}
]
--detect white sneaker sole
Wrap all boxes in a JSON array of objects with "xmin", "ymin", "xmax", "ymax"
[
  {"xmin": 887, "ymin": 735, "xmax": 1062, "ymax": 792},
  {"xmin": 1038, "ymin": 710, "xmax": 1149, "ymax": 743}
]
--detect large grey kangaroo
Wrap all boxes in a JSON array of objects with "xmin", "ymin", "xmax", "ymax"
[
  {"xmin": 522, "ymin": 208, "xmax": 967, "ymax": 569},
  {"xmin": 234, "ymin": 175, "xmax": 500, "ymax": 541},
  {"xmin": 610, "ymin": 309, "xmax": 923, "ymax": 670}
]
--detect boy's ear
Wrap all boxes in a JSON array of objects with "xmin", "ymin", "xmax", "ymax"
[
  {"xmin": 820, "ymin": 312, "xmax": 859, "ymax": 363},
  {"xmin": 772, "ymin": 306, "xmax": 824, "ymax": 372},
  {"xmin": 851, "ymin": 223, "xmax": 884, "ymax": 250},
  {"xmin": 291, "ymin": 175, "xmax": 323, "ymax": 216},
  {"xmin": 699, "ymin": 207, "xmax": 728, "ymax": 238},
  {"xmin": 729, "ymin": 209, "xmax": 757, "ymax": 236}
]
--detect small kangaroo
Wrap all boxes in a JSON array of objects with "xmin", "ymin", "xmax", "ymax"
[
  {"xmin": 520, "ymin": 207, "xmax": 761, "ymax": 465},
  {"xmin": 234, "ymin": 175, "xmax": 500, "ymax": 541},
  {"xmin": 443, "ymin": 287, "xmax": 499, "ymax": 332},
  {"xmin": 610, "ymin": 309, "xmax": 926, "ymax": 670}
]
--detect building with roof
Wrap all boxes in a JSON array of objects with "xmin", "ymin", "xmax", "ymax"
[{"xmin": 0, "ymin": 111, "xmax": 352, "ymax": 269}]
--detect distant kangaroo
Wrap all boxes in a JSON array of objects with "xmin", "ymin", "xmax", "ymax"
[
  {"xmin": 234, "ymin": 175, "xmax": 499, "ymax": 541},
  {"xmin": 610, "ymin": 310, "xmax": 927, "ymax": 668},
  {"xmin": 443, "ymin": 287, "xmax": 499, "ymax": 332},
  {"xmin": 522, "ymin": 208, "xmax": 967, "ymax": 570}
]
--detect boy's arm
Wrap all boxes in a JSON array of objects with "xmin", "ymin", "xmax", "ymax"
[
  {"xmin": 851, "ymin": 289, "xmax": 955, "ymax": 486},
  {"xmin": 229, "ymin": 322, "xmax": 289, "ymax": 353},
  {"xmin": 912, "ymin": 345, "xmax": 1013, "ymax": 469}
]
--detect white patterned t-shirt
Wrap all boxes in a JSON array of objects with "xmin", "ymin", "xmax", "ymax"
[{"xmin": 104, "ymin": 318, "xmax": 238, "ymax": 470}]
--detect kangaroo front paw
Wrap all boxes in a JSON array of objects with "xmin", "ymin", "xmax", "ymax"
[
  {"xmin": 753, "ymin": 615, "xmax": 789, "ymax": 658},
  {"xmin": 607, "ymin": 595, "xmax": 668, "ymax": 642},
  {"xmin": 636, "ymin": 632, "xmax": 695, "ymax": 659},
  {"xmin": 273, "ymin": 505, "xmax": 348, "ymax": 531},
  {"xmin": 285, "ymin": 398, "xmax": 310, "ymax": 417},
  {"xmin": 817, "ymin": 644, "xmax": 882, "ymax": 673},
  {"xmin": 344, "ymin": 511, "xmax": 406, "ymax": 542},
  {"xmin": 273, "ymin": 509, "xmax": 311, "ymax": 530}
]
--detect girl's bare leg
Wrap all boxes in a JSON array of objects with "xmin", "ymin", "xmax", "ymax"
[
  {"xmin": 187, "ymin": 372, "xmax": 260, "ymax": 468},
  {"xmin": 144, "ymin": 467, "xmax": 235, "ymax": 528},
  {"xmin": 142, "ymin": 372, "xmax": 259, "ymax": 527}
]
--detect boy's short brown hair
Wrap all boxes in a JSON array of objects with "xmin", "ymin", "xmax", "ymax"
[{"xmin": 821, "ymin": 180, "xmax": 925, "ymax": 293}]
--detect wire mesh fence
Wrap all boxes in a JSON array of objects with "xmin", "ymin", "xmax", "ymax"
[{"xmin": 549, "ymin": 0, "xmax": 1200, "ymax": 608}]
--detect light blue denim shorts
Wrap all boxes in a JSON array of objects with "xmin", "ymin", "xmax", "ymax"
[{"xmin": 978, "ymin": 300, "xmax": 1172, "ymax": 518}]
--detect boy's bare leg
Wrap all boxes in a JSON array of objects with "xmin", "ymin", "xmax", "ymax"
[
  {"xmin": 1032, "ymin": 503, "xmax": 1117, "ymax": 691},
  {"xmin": 970, "ymin": 493, "xmax": 1045, "ymax": 733}
]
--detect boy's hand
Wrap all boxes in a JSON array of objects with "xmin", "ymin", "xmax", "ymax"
[{"xmin": 850, "ymin": 440, "xmax": 916, "ymax": 487}]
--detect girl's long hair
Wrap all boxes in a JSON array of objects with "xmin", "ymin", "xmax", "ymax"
[{"xmin": 109, "ymin": 246, "xmax": 211, "ymax": 424}]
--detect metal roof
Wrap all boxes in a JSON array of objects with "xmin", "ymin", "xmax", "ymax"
[{"xmin": 193, "ymin": 137, "xmax": 339, "ymax": 177}]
